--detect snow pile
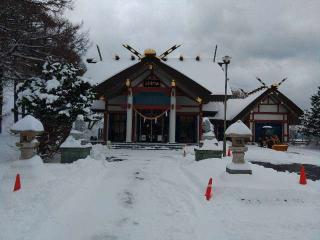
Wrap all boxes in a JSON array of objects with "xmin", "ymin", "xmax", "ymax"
[
  {"xmin": 11, "ymin": 115, "xmax": 44, "ymax": 132},
  {"xmin": 60, "ymin": 135, "xmax": 92, "ymax": 148},
  {"xmin": 225, "ymin": 120, "xmax": 252, "ymax": 136},
  {"xmin": 1, "ymin": 155, "xmax": 54, "ymax": 191},
  {"xmin": 91, "ymin": 144, "xmax": 110, "ymax": 160}
]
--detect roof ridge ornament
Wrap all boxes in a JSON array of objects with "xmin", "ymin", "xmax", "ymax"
[{"xmin": 246, "ymin": 77, "xmax": 288, "ymax": 96}]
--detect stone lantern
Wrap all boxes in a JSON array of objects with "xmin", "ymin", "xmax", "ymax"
[
  {"xmin": 225, "ymin": 120, "xmax": 252, "ymax": 174},
  {"xmin": 11, "ymin": 115, "xmax": 44, "ymax": 160}
]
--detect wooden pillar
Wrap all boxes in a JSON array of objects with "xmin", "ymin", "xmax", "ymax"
[
  {"xmin": 169, "ymin": 80, "xmax": 176, "ymax": 143},
  {"xmin": 249, "ymin": 111, "xmax": 254, "ymax": 142},
  {"xmin": 103, "ymin": 99, "xmax": 108, "ymax": 142},
  {"xmin": 126, "ymin": 79, "xmax": 133, "ymax": 143},
  {"xmin": 199, "ymin": 105, "xmax": 203, "ymax": 143}
]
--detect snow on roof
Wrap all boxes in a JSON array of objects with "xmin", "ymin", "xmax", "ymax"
[
  {"xmin": 225, "ymin": 120, "xmax": 252, "ymax": 136},
  {"xmin": 11, "ymin": 115, "xmax": 44, "ymax": 132},
  {"xmin": 203, "ymin": 88, "xmax": 267, "ymax": 120},
  {"xmin": 83, "ymin": 54, "xmax": 231, "ymax": 95},
  {"xmin": 83, "ymin": 58, "xmax": 138, "ymax": 85},
  {"xmin": 165, "ymin": 58, "xmax": 232, "ymax": 95}
]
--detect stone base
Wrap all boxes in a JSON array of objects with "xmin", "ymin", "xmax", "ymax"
[
  {"xmin": 226, "ymin": 162, "xmax": 252, "ymax": 174},
  {"xmin": 61, "ymin": 147, "xmax": 91, "ymax": 163},
  {"xmin": 226, "ymin": 167, "xmax": 252, "ymax": 174},
  {"xmin": 194, "ymin": 149, "xmax": 223, "ymax": 161}
]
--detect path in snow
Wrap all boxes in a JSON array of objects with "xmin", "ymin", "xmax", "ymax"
[{"xmin": 30, "ymin": 151, "xmax": 221, "ymax": 240}]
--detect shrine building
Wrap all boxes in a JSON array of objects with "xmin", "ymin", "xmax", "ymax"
[{"xmin": 85, "ymin": 47, "xmax": 302, "ymax": 144}]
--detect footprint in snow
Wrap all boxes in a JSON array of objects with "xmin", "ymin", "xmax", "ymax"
[
  {"xmin": 119, "ymin": 190, "xmax": 134, "ymax": 208},
  {"xmin": 135, "ymin": 171, "xmax": 145, "ymax": 181}
]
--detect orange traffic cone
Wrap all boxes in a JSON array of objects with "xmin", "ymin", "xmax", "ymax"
[
  {"xmin": 227, "ymin": 148, "xmax": 232, "ymax": 157},
  {"xmin": 13, "ymin": 174, "xmax": 21, "ymax": 192},
  {"xmin": 205, "ymin": 178, "xmax": 213, "ymax": 201},
  {"xmin": 299, "ymin": 165, "xmax": 307, "ymax": 185}
]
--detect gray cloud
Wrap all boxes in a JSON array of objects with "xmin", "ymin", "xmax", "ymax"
[{"xmin": 68, "ymin": 0, "xmax": 320, "ymax": 109}]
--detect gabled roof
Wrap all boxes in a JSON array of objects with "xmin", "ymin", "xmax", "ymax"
[
  {"xmin": 233, "ymin": 88, "xmax": 303, "ymax": 120},
  {"xmin": 203, "ymin": 87, "xmax": 303, "ymax": 121}
]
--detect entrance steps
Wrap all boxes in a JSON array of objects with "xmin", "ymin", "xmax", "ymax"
[{"xmin": 109, "ymin": 142, "xmax": 186, "ymax": 150}]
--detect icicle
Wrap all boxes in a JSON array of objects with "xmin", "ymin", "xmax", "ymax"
[
  {"xmin": 165, "ymin": 111, "xmax": 168, "ymax": 117},
  {"xmin": 144, "ymin": 118, "xmax": 146, "ymax": 123},
  {"xmin": 155, "ymin": 118, "xmax": 157, "ymax": 124}
]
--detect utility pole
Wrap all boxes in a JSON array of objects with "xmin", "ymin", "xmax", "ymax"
[{"xmin": 222, "ymin": 56, "xmax": 231, "ymax": 156}]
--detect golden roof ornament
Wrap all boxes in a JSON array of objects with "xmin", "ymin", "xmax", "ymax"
[{"xmin": 144, "ymin": 48, "xmax": 157, "ymax": 57}]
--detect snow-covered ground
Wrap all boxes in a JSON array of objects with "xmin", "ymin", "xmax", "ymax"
[
  {"xmin": 0, "ymin": 142, "xmax": 320, "ymax": 240},
  {"xmin": 246, "ymin": 144, "xmax": 320, "ymax": 166}
]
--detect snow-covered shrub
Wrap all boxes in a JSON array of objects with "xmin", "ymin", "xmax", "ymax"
[{"xmin": 17, "ymin": 61, "xmax": 95, "ymax": 157}]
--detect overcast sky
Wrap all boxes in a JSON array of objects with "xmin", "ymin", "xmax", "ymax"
[{"xmin": 68, "ymin": 0, "xmax": 320, "ymax": 109}]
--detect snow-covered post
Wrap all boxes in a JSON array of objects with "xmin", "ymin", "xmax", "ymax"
[
  {"xmin": 126, "ymin": 79, "xmax": 133, "ymax": 143},
  {"xmin": 11, "ymin": 115, "xmax": 44, "ymax": 160},
  {"xmin": 169, "ymin": 80, "xmax": 176, "ymax": 143},
  {"xmin": 225, "ymin": 120, "xmax": 252, "ymax": 174}
]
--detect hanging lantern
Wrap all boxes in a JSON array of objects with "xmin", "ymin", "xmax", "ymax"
[
  {"xmin": 171, "ymin": 79, "xmax": 176, "ymax": 87},
  {"xmin": 196, "ymin": 97, "xmax": 202, "ymax": 104},
  {"xmin": 125, "ymin": 78, "xmax": 131, "ymax": 88}
]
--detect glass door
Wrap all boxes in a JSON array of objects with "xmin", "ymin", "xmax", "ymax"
[{"xmin": 136, "ymin": 110, "xmax": 169, "ymax": 142}]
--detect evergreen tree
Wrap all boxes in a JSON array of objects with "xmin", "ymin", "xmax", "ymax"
[
  {"xmin": 300, "ymin": 86, "xmax": 320, "ymax": 138},
  {"xmin": 17, "ymin": 61, "xmax": 95, "ymax": 157}
]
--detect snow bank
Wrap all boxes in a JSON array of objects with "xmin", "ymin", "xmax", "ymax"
[
  {"xmin": 1, "ymin": 155, "xmax": 54, "ymax": 192},
  {"xmin": 247, "ymin": 145, "xmax": 320, "ymax": 166},
  {"xmin": 11, "ymin": 115, "xmax": 44, "ymax": 132}
]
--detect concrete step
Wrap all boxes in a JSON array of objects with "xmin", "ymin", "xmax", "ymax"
[{"xmin": 109, "ymin": 142, "xmax": 186, "ymax": 150}]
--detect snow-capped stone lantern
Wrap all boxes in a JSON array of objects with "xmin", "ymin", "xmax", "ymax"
[
  {"xmin": 11, "ymin": 115, "xmax": 44, "ymax": 160},
  {"xmin": 225, "ymin": 120, "xmax": 252, "ymax": 174}
]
